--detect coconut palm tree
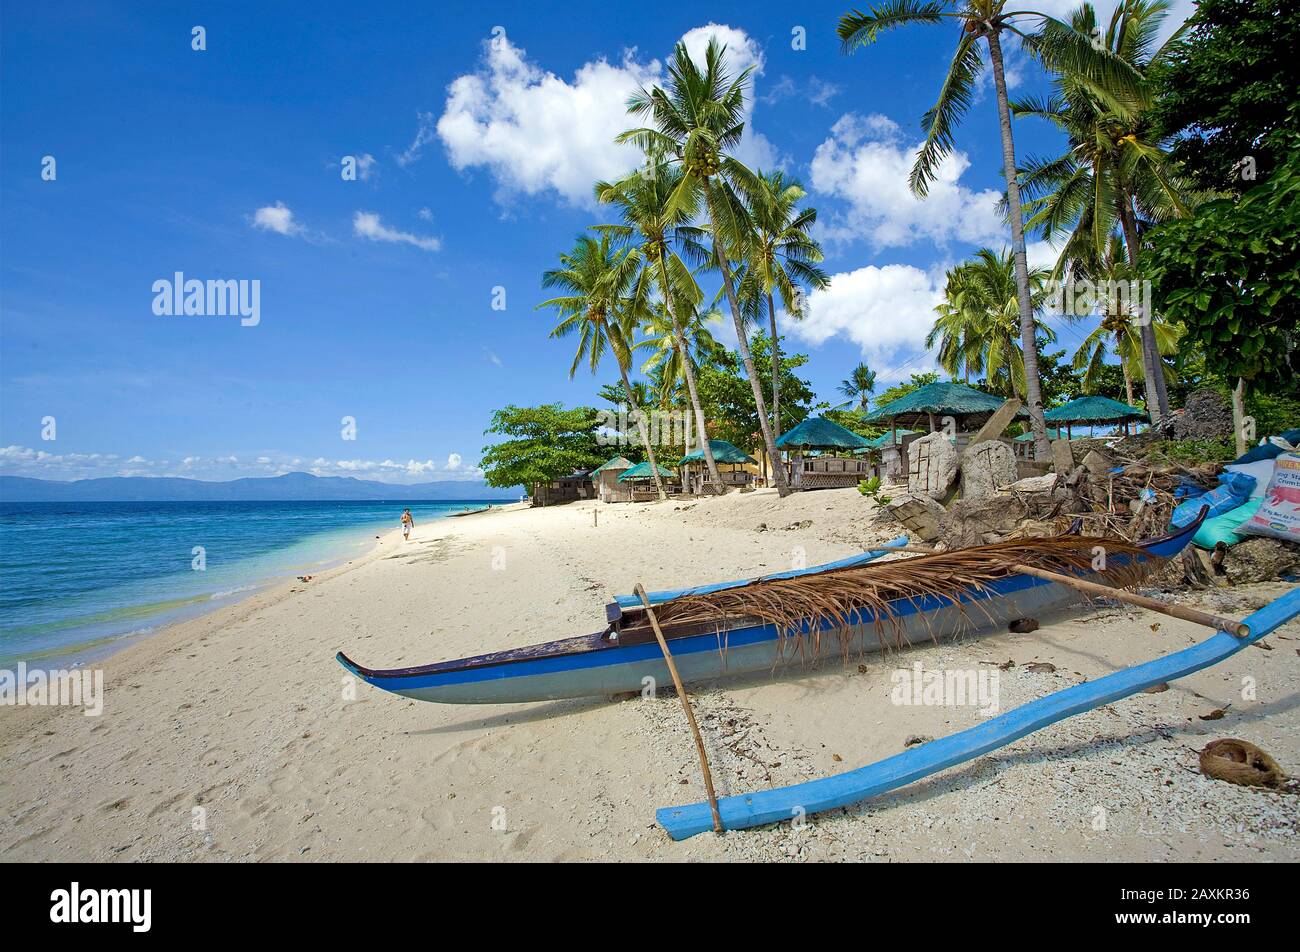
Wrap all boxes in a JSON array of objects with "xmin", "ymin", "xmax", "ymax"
[
  {"xmin": 538, "ymin": 234, "xmax": 668, "ymax": 500},
  {"xmin": 927, "ymin": 248, "xmax": 1055, "ymax": 399},
  {"xmin": 837, "ymin": 0, "xmax": 1143, "ymax": 459},
  {"xmin": 1068, "ymin": 238, "xmax": 1180, "ymax": 404},
  {"xmin": 1014, "ymin": 0, "xmax": 1193, "ymax": 426},
  {"xmin": 837, "ymin": 362, "xmax": 878, "ymax": 411},
  {"xmin": 594, "ymin": 163, "xmax": 724, "ymax": 487},
  {"xmin": 638, "ymin": 301, "xmax": 725, "ymax": 453},
  {"xmin": 619, "ymin": 38, "xmax": 794, "ymax": 496},
  {"xmin": 736, "ymin": 170, "xmax": 830, "ymax": 443},
  {"xmin": 928, "ymin": 267, "xmax": 992, "ymax": 383}
]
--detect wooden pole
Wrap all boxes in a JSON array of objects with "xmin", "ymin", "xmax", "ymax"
[
  {"xmin": 877, "ymin": 545, "xmax": 1250, "ymax": 638},
  {"xmin": 634, "ymin": 583, "xmax": 724, "ymax": 833},
  {"xmin": 1010, "ymin": 563, "xmax": 1250, "ymax": 638}
]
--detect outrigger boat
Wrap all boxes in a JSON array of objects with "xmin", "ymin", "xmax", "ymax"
[{"xmin": 335, "ymin": 517, "xmax": 1202, "ymax": 705}]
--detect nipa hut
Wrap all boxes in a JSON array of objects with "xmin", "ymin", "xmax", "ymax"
[
  {"xmin": 617, "ymin": 461, "xmax": 677, "ymax": 502},
  {"xmin": 775, "ymin": 416, "xmax": 873, "ymax": 490},
  {"xmin": 679, "ymin": 440, "xmax": 757, "ymax": 494},
  {"xmin": 590, "ymin": 455, "xmax": 633, "ymax": 503}
]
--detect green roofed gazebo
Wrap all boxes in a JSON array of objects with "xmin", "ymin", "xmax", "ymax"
[
  {"xmin": 617, "ymin": 461, "xmax": 675, "ymax": 482},
  {"xmin": 680, "ymin": 440, "xmax": 757, "ymax": 495},
  {"xmin": 1045, "ymin": 395, "xmax": 1147, "ymax": 440},
  {"xmin": 775, "ymin": 416, "xmax": 872, "ymax": 491},
  {"xmin": 681, "ymin": 440, "xmax": 756, "ymax": 465},
  {"xmin": 865, "ymin": 382, "xmax": 1027, "ymax": 429},
  {"xmin": 775, "ymin": 416, "xmax": 872, "ymax": 451},
  {"xmin": 1014, "ymin": 428, "xmax": 1064, "ymax": 442},
  {"xmin": 1044, "ymin": 396, "xmax": 1147, "ymax": 426}
]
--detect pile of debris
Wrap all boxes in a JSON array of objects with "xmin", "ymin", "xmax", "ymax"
[{"xmin": 873, "ymin": 399, "xmax": 1298, "ymax": 590}]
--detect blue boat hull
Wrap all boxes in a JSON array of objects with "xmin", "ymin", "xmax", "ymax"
[{"xmin": 336, "ymin": 521, "xmax": 1198, "ymax": 705}]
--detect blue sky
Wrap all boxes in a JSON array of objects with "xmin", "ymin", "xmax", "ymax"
[{"xmin": 0, "ymin": 0, "xmax": 1192, "ymax": 483}]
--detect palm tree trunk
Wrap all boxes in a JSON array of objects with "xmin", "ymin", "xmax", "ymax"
[
  {"xmin": 656, "ymin": 258, "xmax": 722, "ymax": 486},
  {"xmin": 706, "ymin": 184, "xmax": 792, "ymax": 496},
  {"xmin": 1118, "ymin": 334, "xmax": 1135, "ymax": 407},
  {"xmin": 618, "ymin": 363, "xmax": 666, "ymax": 500},
  {"xmin": 766, "ymin": 291, "xmax": 783, "ymax": 446},
  {"xmin": 987, "ymin": 30, "xmax": 1049, "ymax": 462},
  {"xmin": 1118, "ymin": 202, "xmax": 1166, "ymax": 428}
]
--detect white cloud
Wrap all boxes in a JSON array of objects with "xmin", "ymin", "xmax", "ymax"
[
  {"xmin": 355, "ymin": 153, "xmax": 377, "ymax": 180},
  {"xmin": 785, "ymin": 264, "xmax": 944, "ymax": 380},
  {"xmin": 396, "ymin": 112, "xmax": 436, "ymax": 167},
  {"xmin": 810, "ymin": 113, "xmax": 1005, "ymax": 250},
  {"xmin": 250, "ymin": 201, "xmax": 302, "ymax": 236},
  {"xmin": 352, "ymin": 211, "xmax": 441, "ymax": 252},
  {"xmin": 0, "ymin": 446, "xmax": 482, "ymax": 483},
  {"xmin": 434, "ymin": 23, "xmax": 777, "ymax": 208}
]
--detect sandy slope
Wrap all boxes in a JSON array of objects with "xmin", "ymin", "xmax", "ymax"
[{"xmin": 1, "ymin": 488, "xmax": 1296, "ymax": 862}]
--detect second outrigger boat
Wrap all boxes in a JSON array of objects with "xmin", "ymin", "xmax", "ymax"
[{"xmin": 336, "ymin": 517, "xmax": 1202, "ymax": 705}]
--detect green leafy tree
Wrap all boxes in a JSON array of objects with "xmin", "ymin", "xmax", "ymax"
[
  {"xmin": 1150, "ymin": 0, "xmax": 1300, "ymax": 195},
  {"xmin": 696, "ymin": 333, "xmax": 816, "ymax": 452},
  {"xmin": 538, "ymin": 234, "xmax": 667, "ymax": 499},
  {"xmin": 838, "ymin": 0, "xmax": 1142, "ymax": 459},
  {"xmin": 1145, "ymin": 147, "xmax": 1300, "ymax": 396},
  {"xmin": 480, "ymin": 404, "xmax": 606, "ymax": 492}
]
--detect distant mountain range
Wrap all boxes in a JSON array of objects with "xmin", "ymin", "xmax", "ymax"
[{"xmin": 0, "ymin": 471, "xmax": 519, "ymax": 502}]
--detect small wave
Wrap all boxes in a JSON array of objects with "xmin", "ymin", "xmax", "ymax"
[{"xmin": 209, "ymin": 584, "xmax": 260, "ymax": 600}]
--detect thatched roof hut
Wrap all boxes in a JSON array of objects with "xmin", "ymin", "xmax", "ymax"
[
  {"xmin": 775, "ymin": 416, "xmax": 872, "ymax": 451},
  {"xmin": 1044, "ymin": 396, "xmax": 1147, "ymax": 426},
  {"xmin": 865, "ymin": 382, "xmax": 1027, "ymax": 430}
]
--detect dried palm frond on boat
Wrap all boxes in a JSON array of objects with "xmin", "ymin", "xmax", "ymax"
[{"xmin": 647, "ymin": 534, "xmax": 1160, "ymax": 662}]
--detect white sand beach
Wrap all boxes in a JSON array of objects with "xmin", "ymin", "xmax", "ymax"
[{"xmin": 2, "ymin": 491, "xmax": 1297, "ymax": 862}]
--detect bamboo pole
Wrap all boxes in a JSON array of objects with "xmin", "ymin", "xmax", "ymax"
[
  {"xmin": 634, "ymin": 583, "xmax": 724, "ymax": 833},
  {"xmin": 878, "ymin": 544, "xmax": 1250, "ymax": 637},
  {"xmin": 1010, "ymin": 563, "xmax": 1250, "ymax": 638}
]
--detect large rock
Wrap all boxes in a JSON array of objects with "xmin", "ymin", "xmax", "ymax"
[
  {"xmin": 1224, "ymin": 538, "xmax": 1300, "ymax": 585},
  {"xmin": 939, "ymin": 496, "xmax": 1029, "ymax": 547},
  {"xmin": 961, "ymin": 440, "xmax": 1018, "ymax": 499},
  {"xmin": 1173, "ymin": 388, "xmax": 1234, "ymax": 441},
  {"xmin": 880, "ymin": 493, "xmax": 947, "ymax": 543},
  {"xmin": 908, "ymin": 433, "xmax": 959, "ymax": 500}
]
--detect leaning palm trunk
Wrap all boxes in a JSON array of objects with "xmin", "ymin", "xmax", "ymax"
[
  {"xmin": 706, "ymin": 185, "xmax": 792, "ymax": 496},
  {"xmin": 656, "ymin": 258, "xmax": 722, "ymax": 487},
  {"xmin": 1118, "ymin": 208, "xmax": 1164, "ymax": 428},
  {"xmin": 987, "ymin": 31, "xmax": 1050, "ymax": 461},
  {"xmin": 618, "ymin": 363, "xmax": 667, "ymax": 500},
  {"xmin": 767, "ymin": 292, "xmax": 784, "ymax": 446}
]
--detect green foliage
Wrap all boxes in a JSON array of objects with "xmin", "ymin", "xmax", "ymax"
[
  {"xmin": 822, "ymin": 407, "xmax": 884, "ymax": 441},
  {"xmin": 695, "ymin": 332, "xmax": 815, "ymax": 451},
  {"xmin": 1150, "ymin": 0, "xmax": 1300, "ymax": 194},
  {"xmin": 1142, "ymin": 439, "xmax": 1236, "ymax": 466},
  {"xmin": 1145, "ymin": 148, "xmax": 1300, "ymax": 392},
  {"xmin": 479, "ymin": 404, "xmax": 606, "ymax": 490},
  {"xmin": 857, "ymin": 475, "xmax": 891, "ymax": 506}
]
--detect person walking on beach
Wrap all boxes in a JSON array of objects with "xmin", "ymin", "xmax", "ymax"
[{"xmin": 401, "ymin": 508, "xmax": 414, "ymax": 541}]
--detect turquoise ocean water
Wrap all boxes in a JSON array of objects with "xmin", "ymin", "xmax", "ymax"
[{"xmin": 0, "ymin": 500, "xmax": 497, "ymax": 666}]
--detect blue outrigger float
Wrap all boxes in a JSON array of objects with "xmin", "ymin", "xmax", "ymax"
[{"xmin": 336, "ymin": 521, "xmax": 1202, "ymax": 706}]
